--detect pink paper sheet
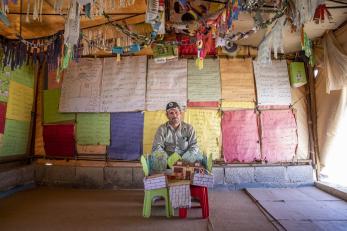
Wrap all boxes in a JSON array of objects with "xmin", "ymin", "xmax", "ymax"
[
  {"xmin": 222, "ymin": 110, "xmax": 261, "ymax": 163},
  {"xmin": 0, "ymin": 103, "xmax": 6, "ymax": 133},
  {"xmin": 260, "ymin": 110, "xmax": 297, "ymax": 163}
]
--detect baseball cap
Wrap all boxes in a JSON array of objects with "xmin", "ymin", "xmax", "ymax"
[{"xmin": 166, "ymin": 102, "xmax": 181, "ymax": 111}]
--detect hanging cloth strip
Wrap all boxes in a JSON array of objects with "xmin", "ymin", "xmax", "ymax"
[{"xmin": 313, "ymin": 4, "xmax": 333, "ymax": 24}]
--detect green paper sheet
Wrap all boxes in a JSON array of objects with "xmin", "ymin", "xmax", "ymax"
[
  {"xmin": 76, "ymin": 113, "xmax": 110, "ymax": 145},
  {"xmin": 43, "ymin": 89, "xmax": 75, "ymax": 124},
  {"xmin": 188, "ymin": 59, "xmax": 221, "ymax": 101},
  {"xmin": 0, "ymin": 69, "xmax": 10, "ymax": 102},
  {"xmin": 0, "ymin": 119, "xmax": 30, "ymax": 157},
  {"xmin": 10, "ymin": 65, "xmax": 35, "ymax": 88}
]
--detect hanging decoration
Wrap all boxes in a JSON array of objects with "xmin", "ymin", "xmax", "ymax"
[
  {"xmin": 257, "ymin": 16, "xmax": 286, "ymax": 64},
  {"xmin": 145, "ymin": 0, "xmax": 165, "ymax": 37},
  {"xmin": 0, "ymin": 32, "xmax": 63, "ymax": 71},
  {"xmin": 301, "ymin": 30, "xmax": 314, "ymax": 66},
  {"xmin": 0, "ymin": 9, "xmax": 10, "ymax": 27},
  {"xmin": 313, "ymin": 4, "xmax": 333, "ymax": 24}
]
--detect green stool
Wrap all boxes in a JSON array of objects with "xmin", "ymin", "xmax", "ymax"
[{"xmin": 143, "ymin": 187, "xmax": 172, "ymax": 218}]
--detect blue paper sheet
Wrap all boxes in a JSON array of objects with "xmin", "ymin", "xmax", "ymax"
[{"xmin": 108, "ymin": 112, "xmax": 144, "ymax": 160}]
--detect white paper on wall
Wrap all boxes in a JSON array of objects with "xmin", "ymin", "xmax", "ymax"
[
  {"xmin": 59, "ymin": 58, "xmax": 102, "ymax": 112},
  {"xmin": 101, "ymin": 56, "xmax": 147, "ymax": 112},
  {"xmin": 146, "ymin": 59, "xmax": 187, "ymax": 111},
  {"xmin": 253, "ymin": 60, "xmax": 291, "ymax": 106}
]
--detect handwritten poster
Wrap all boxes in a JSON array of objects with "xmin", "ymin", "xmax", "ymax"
[
  {"xmin": 222, "ymin": 110, "xmax": 261, "ymax": 163},
  {"xmin": 187, "ymin": 59, "xmax": 221, "ymax": 102},
  {"xmin": 101, "ymin": 56, "xmax": 146, "ymax": 112},
  {"xmin": 59, "ymin": 58, "xmax": 102, "ymax": 112},
  {"xmin": 10, "ymin": 65, "xmax": 35, "ymax": 88},
  {"xmin": 146, "ymin": 59, "xmax": 187, "ymax": 111},
  {"xmin": 221, "ymin": 101, "xmax": 255, "ymax": 109},
  {"xmin": 43, "ymin": 124, "xmax": 75, "ymax": 157},
  {"xmin": 260, "ymin": 110, "xmax": 297, "ymax": 163},
  {"xmin": 184, "ymin": 109, "xmax": 221, "ymax": 160},
  {"xmin": 109, "ymin": 112, "xmax": 144, "ymax": 160},
  {"xmin": 0, "ymin": 103, "xmax": 6, "ymax": 133},
  {"xmin": 35, "ymin": 69, "xmax": 45, "ymax": 155},
  {"xmin": 6, "ymin": 81, "xmax": 33, "ymax": 122},
  {"xmin": 143, "ymin": 111, "xmax": 168, "ymax": 154},
  {"xmin": 76, "ymin": 113, "xmax": 110, "ymax": 145},
  {"xmin": 253, "ymin": 60, "xmax": 292, "ymax": 106},
  {"xmin": 220, "ymin": 58, "xmax": 256, "ymax": 102},
  {"xmin": 0, "ymin": 119, "xmax": 30, "ymax": 157},
  {"xmin": 0, "ymin": 70, "xmax": 10, "ymax": 102},
  {"xmin": 76, "ymin": 144, "xmax": 106, "ymax": 155},
  {"xmin": 291, "ymin": 87, "xmax": 309, "ymax": 159},
  {"xmin": 43, "ymin": 89, "xmax": 75, "ymax": 124}
]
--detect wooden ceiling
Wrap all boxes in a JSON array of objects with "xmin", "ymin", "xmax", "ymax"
[{"xmin": 1, "ymin": 0, "xmax": 347, "ymax": 53}]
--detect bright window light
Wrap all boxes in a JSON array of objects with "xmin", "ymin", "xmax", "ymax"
[{"xmin": 320, "ymin": 109, "xmax": 347, "ymax": 187}]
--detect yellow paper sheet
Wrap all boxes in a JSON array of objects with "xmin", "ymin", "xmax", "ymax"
[
  {"xmin": 184, "ymin": 109, "xmax": 221, "ymax": 160},
  {"xmin": 35, "ymin": 69, "xmax": 45, "ymax": 155},
  {"xmin": 221, "ymin": 101, "xmax": 255, "ymax": 109},
  {"xmin": 76, "ymin": 144, "xmax": 107, "ymax": 155},
  {"xmin": 6, "ymin": 81, "xmax": 34, "ymax": 122},
  {"xmin": 143, "ymin": 111, "xmax": 168, "ymax": 154},
  {"xmin": 220, "ymin": 58, "xmax": 256, "ymax": 102}
]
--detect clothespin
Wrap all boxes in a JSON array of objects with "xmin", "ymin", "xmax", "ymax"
[{"xmin": 196, "ymin": 36, "xmax": 204, "ymax": 70}]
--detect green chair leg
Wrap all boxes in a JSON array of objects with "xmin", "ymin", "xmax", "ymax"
[{"xmin": 142, "ymin": 188, "xmax": 172, "ymax": 218}]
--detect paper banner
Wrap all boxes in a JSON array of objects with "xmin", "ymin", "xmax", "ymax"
[
  {"xmin": 291, "ymin": 86, "xmax": 309, "ymax": 159},
  {"xmin": 0, "ymin": 69, "xmax": 10, "ymax": 102},
  {"xmin": 184, "ymin": 109, "xmax": 221, "ymax": 160},
  {"xmin": 222, "ymin": 110, "xmax": 261, "ymax": 163},
  {"xmin": 253, "ymin": 60, "xmax": 292, "ymax": 106},
  {"xmin": 6, "ymin": 81, "xmax": 33, "ymax": 122},
  {"xmin": 43, "ymin": 124, "xmax": 75, "ymax": 157},
  {"xmin": 9, "ymin": 65, "xmax": 35, "ymax": 88},
  {"xmin": 187, "ymin": 59, "xmax": 221, "ymax": 102},
  {"xmin": 59, "ymin": 58, "xmax": 102, "ymax": 112},
  {"xmin": 0, "ymin": 103, "xmax": 6, "ymax": 133},
  {"xmin": 35, "ymin": 68, "xmax": 45, "ymax": 155},
  {"xmin": 76, "ymin": 144, "xmax": 106, "ymax": 155},
  {"xmin": 76, "ymin": 113, "xmax": 110, "ymax": 145},
  {"xmin": 143, "ymin": 111, "xmax": 168, "ymax": 154},
  {"xmin": 0, "ymin": 120, "xmax": 30, "ymax": 157},
  {"xmin": 146, "ymin": 59, "xmax": 187, "ymax": 111},
  {"xmin": 220, "ymin": 58, "xmax": 256, "ymax": 102},
  {"xmin": 108, "ymin": 112, "xmax": 144, "ymax": 160},
  {"xmin": 260, "ymin": 110, "xmax": 297, "ymax": 163},
  {"xmin": 47, "ymin": 67, "xmax": 63, "ymax": 90},
  {"xmin": 187, "ymin": 101, "xmax": 219, "ymax": 107},
  {"xmin": 221, "ymin": 101, "xmax": 255, "ymax": 109},
  {"xmin": 43, "ymin": 89, "xmax": 75, "ymax": 124},
  {"xmin": 101, "ymin": 56, "xmax": 146, "ymax": 112}
]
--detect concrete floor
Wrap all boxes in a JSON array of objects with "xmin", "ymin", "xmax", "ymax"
[{"xmin": 0, "ymin": 186, "xmax": 276, "ymax": 231}]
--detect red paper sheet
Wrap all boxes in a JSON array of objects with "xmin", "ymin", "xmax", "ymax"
[
  {"xmin": 222, "ymin": 110, "xmax": 261, "ymax": 163},
  {"xmin": 187, "ymin": 101, "xmax": 219, "ymax": 107},
  {"xmin": 260, "ymin": 110, "xmax": 297, "ymax": 163},
  {"xmin": 0, "ymin": 103, "xmax": 6, "ymax": 133},
  {"xmin": 43, "ymin": 124, "xmax": 75, "ymax": 157}
]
